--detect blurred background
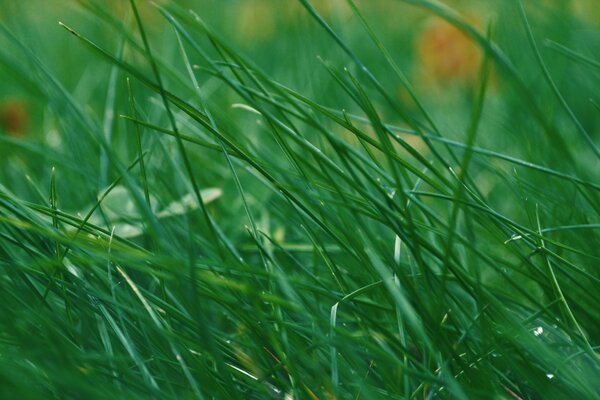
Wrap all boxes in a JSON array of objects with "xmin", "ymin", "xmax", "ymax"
[
  {"xmin": 1, "ymin": 0, "xmax": 599, "ymax": 256},
  {"xmin": 1, "ymin": 0, "xmax": 599, "ymax": 232}
]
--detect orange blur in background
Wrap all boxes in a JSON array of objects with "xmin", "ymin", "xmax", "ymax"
[
  {"xmin": 415, "ymin": 17, "xmax": 482, "ymax": 85},
  {"xmin": 0, "ymin": 98, "xmax": 28, "ymax": 137}
]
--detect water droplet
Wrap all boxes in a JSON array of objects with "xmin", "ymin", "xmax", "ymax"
[{"xmin": 533, "ymin": 326, "xmax": 543, "ymax": 336}]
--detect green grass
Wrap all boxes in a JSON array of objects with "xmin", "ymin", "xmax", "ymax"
[{"xmin": 0, "ymin": 0, "xmax": 599, "ymax": 398}]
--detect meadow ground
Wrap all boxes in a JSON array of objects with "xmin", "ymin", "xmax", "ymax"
[{"xmin": 0, "ymin": 1, "xmax": 599, "ymax": 399}]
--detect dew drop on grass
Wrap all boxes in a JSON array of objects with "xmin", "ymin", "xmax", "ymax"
[{"xmin": 533, "ymin": 326, "xmax": 543, "ymax": 336}]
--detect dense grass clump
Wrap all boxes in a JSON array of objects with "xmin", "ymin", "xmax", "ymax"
[{"xmin": 0, "ymin": 0, "xmax": 599, "ymax": 398}]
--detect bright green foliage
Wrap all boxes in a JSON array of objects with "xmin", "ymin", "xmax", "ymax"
[{"xmin": 0, "ymin": 1, "xmax": 599, "ymax": 399}]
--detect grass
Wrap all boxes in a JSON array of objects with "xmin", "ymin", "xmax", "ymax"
[{"xmin": 0, "ymin": 0, "xmax": 599, "ymax": 398}]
